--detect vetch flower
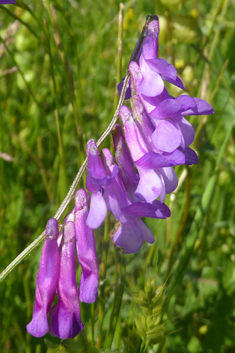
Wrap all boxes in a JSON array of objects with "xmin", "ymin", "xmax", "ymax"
[
  {"xmin": 136, "ymin": 19, "xmax": 185, "ymax": 97},
  {"xmin": 75, "ymin": 189, "xmax": 99, "ymax": 304},
  {"xmin": 118, "ymin": 17, "xmax": 183, "ymax": 99},
  {"xmin": 0, "ymin": 1, "xmax": 16, "ymax": 4},
  {"xmin": 112, "ymin": 123, "xmax": 139, "ymax": 200},
  {"xmin": 49, "ymin": 221, "xmax": 84, "ymax": 339},
  {"xmin": 86, "ymin": 139, "xmax": 118, "ymax": 228},
  {"xmin": 119, "ymin": 105, "xmax": 197, "ymax": 202},
  {"xmin": 129, "ymin": 82, "xmax": 213, "ymax": 155},
  {"xmin": 148, "ymin": 92, "xmax": 214, "ymax": 153},
  {"xmin": 27, "ymin": 218, "xmax": 60, "ymax": 337},
  {"xmin": 100, "ymin": 148, "xmax": 170, "ymax": 253}
]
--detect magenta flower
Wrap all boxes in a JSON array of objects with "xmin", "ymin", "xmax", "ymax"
[
  {"xmin": 26, "ymin": 218, "xmax": 60, "ymax": 337},
  {"xmin": 119, "ymin": 105, "xmax": 197, "ymax": 202},
  {"xmin": 0, "ymin": 1, "xmax": 16, "ymax": 4},
  {"xmin": 86, "ymin": 143, "xmax": 170, "ymax": 253},
  {"xmin": 86, "ymin": 139, "xmax": 118, "ymax": 228},
  {"xmin": 148, "ymin": 92, "xmax": 214, "ymax": 153},
  {"xmin": 75, "ymin": 189, "xmax": 99, "ymax": 304},
  {"xmin": 100, "ymin": 148, "xmax": 170, "ymax": 253},
  {"xmin": 112, "ymin": 123, "xmax": 139, "ymax": 200},
  {"xmin": 136, "ymin": 20, "xmax": 184, "ymax": 97},
  {"xmin": 118, "ymin": 17, "xmax": 183, "ymax": 99},
  {"xmin": 49, "ymin": 221, "xmax": 84, "ymax": 339}
]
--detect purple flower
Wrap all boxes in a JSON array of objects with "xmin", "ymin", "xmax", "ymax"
[
  {"xmin": 100, "ymin": 148, "xmax": 170, "ymax": 254},
  {"xmin": 117, "ymin": 77, "xmax": 131, "ymax": 100},
  {"xmin": 118, "ymin": 18, "xmax": 183, "ymax": 99},
  {"xmin": 75, "ymin": 189, "xmax": 99, "ymax": 304},
  {"xmin": 127, "ymin": 19, "xmax": 184, "ymax": 100},
  {"xmin": 119, "ymin": 105, "xmax": 197, "ymax": 202},
  {"xmin": 0, "ymin": 1, "xmax": 16, "ymax": 4},
  {"xmin": 148, "ymin": 92, "xmax": 214, "ymax": 153},
  {"xmin": 130, "ymin": 95, "xmax": 156, "ymax": 144},
  {"xmin": 137, "ymin": 24, "xmax": 184, "ymax": 96},
  {"xmin": 112, "ymin": 123, "xmax": 139, "ymax": 200},
  {"xmin": 49, "ymin": 221, "xmax": 84, "ymax": 339},
  {"xmin": 27, "ymin": 218, "xmax": 60, "ymax": 337},
  {"xmin": 86, "ymin": 139, "xmax": 118, "ymax": 228},
  {"xmin": 129, "ymin": 83, "xmax": 213, "ymax": 155}
]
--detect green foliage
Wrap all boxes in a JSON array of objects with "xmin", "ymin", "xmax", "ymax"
[
  {"xmin": 134, "ymin": 281, "xmax": 165, "ymax": 348},
  {"xmin": 1, "ymin": 0, "xmax": 235, "ymax": 352}
]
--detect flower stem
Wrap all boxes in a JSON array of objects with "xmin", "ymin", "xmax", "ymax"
[{"xmin": 0, "ymin": 72, "xmax": 130, "ymax": 283}]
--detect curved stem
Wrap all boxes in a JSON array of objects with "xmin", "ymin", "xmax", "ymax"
[{"xmin": 0, "ymin": 72, "xmax": 130, "ymax": 283}]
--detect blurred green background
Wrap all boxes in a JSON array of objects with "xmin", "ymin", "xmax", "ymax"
[{"xmin": 0, "ymin": 0, "xmax": 235, "ymax": 352}]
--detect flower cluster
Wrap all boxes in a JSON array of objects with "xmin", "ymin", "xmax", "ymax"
[
  {"xmin": 27, "ymin": 15, "xmax": 213, "ymax": 339},
  {"xmin": 87, "ymin": 16, "xmax": 213, "ymax": 254},
  {"xmin": 27, "ymin": 190, "xmax": 99, "ymax": 339}
]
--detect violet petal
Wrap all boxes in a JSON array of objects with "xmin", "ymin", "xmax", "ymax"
[
  {"xmin": 151, "ymin": 119, "xmax": 181, "ymax": 153},
  {"xmin": 136, "ymin": 218, "xmax": 155, "ymax": 243},
  {"xmin": 112, "ymin": 124, "xmax": 139, "ymax": 196},
  {"xmin": 27, "ymin": 218, "xmax": 60, "ymax": 338},
  {"xmin": 117, "ymin": 78, "xmax": 131, "ymax": 99},
  {"xmin": 139, "ymin": 55, "xmax": 165, "ymax": 97},
  {"xmin": 160, "ymin": 167, "xmax": 178, "ymax": 194},
  {"xmin": 182, "ymin": 98, "xmax": 214, "ymax": 116},
  {"xmin": 134, "ymin": 149, "xmax": 186, "ymax": 169},
  {"xmin": 135, "ymin": 167, "xmax": 162, "ymax": 203},
  {"xmin": 113, "ymin": 219, "xmax": 144, "ymax": 254},
  {"xmin": 147, "ymin": 58, "xmax": 177, "ymax": 81},
  {"xmin": 161, "ymin": 74, "xmax": 185, "ymax": 90},
  {"xmin": 75, "ymin": 189, "xmax": 99, "ymax": 304},
  {"xmin": 49, "ymin": 221, "xmax": 84, "ymax": 339},
  {"xmin": 176, "ymin": 95, "xmax": 197, "ymax": 110},
  {"xmin": 86, "ymin": 191, "xmax": 107, "ymax": 229},
  {"xmin": 149, "ymin": 98, "xmax": 184, "ymax": 120},
  {"xmin": 176, "ymin": 117, "xmax": 195, "ymax": 148},
  {"xmin": 121, "ymin": 201, "xmax": 171, "ymax": 219}
]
